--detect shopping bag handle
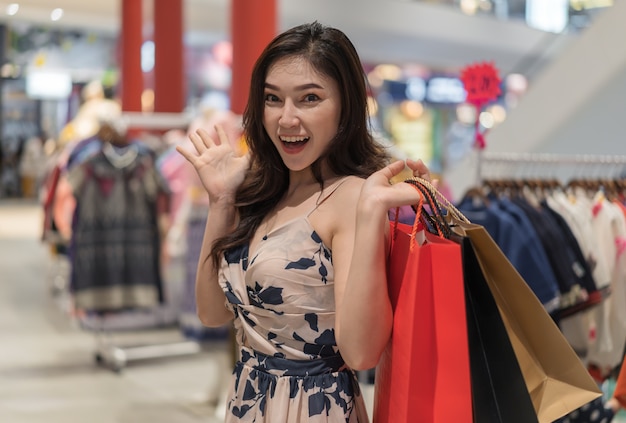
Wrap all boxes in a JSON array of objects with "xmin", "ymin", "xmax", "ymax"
[
  {"xmin": 404, "ymin": 180, "xmax": 451, "ymax": 238},
  {"xmin": 404, "ymin": 177, "xmax": 470, "ymax": 224},
  {"xmin": 391, "ymin": 191, "xmax": 425, "ymax": 252}
]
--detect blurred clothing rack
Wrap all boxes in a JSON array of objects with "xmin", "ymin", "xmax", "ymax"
[
  {"xmin": 480, "ymin": 151, "xmax": 626, "ymax": 165},
  {"xmin": 477, "ymin": 151, "xmax": 626, "ymax": 184}
]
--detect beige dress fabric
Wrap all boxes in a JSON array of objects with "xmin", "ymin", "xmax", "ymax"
[{"xmin": 218, "ymin": 179, "xmax": 369, "ymax": 422}]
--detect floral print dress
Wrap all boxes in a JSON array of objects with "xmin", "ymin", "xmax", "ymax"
[{"xmin": 218, "ymin": 179, "xmax": 369, "ymax": 422}]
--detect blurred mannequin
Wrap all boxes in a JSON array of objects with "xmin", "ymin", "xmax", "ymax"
[
  {"xmin": 98, "ymin": 117, "xmax": 129, "ymax": 147},
  {"xmin": 58, "ymin": 80, "xmax": 121, "ymax": 149}
]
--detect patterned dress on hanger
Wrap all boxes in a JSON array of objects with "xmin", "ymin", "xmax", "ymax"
[
  {"xmin": 68, "ymin": 143, "xmax": 168, "ymax": 312},
  {"xmin": 218, "ymin": 178, "xmax": 370, "ymax": 422}
]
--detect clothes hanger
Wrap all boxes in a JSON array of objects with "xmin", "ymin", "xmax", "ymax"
[{"xmin": 461, "ymin": 185, "xmax": 491, "ymax": 206}]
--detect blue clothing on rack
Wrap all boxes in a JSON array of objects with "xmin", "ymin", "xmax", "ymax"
[
  {"xmin": 495, "ymin": 197, "xmax": 561, "ymax": 311},
  {"xmin": 457, "ymin": 196, "xmax": 560, "ymax": 308}
]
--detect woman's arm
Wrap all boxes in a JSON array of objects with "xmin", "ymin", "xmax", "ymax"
[
  {"xmin": 193, "ymin": 199, "xmax": 237, "ymax": 327},
  {"xmin": 333, "ymin": 186, "xmax": 393, "ymax": 370},
  {"xmin": 177, "ymin": 125, "xmax": 250, "ymax": 327},
  {"xmin": 334, "ymin": 159, "xmax": 431, "ymax": 370}
]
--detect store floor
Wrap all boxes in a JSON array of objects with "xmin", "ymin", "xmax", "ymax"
[{"xmin": 0, "ymin": 198, "xmax": 220, "ymax": 422}]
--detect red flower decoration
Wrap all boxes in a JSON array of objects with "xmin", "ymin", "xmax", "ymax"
[
  {"xmin": 460, "ymin": 62, "xmax": 502, "ymax": 108},
  {"xmin": 459, "ymin": 62, "xmax": 502, "ymax": 150}
]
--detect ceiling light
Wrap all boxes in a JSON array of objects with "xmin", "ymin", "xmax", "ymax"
[
  {"xmin": 6, "ymin": 3, "xmax": 19, "ymax": 16},
  {"xmin": 50, "ymin": 8, "xmax": 64, "ymax": 21},
  {"xmin": 479, "ymin": 111, "xmax": 495, "ymax": 129},
  {"xmin": 460, "ymin": 0, "xmax": 478, "ymax": 15},
  {"xmin": 488, "ymin": 104, "xmax": 507, "ymax": 124},
  {"xmin": 373, "ymin": 64, "xmax": 403, "ymax": 82},
  {"xmin": 400, "ymin": 100, "xmax": 424, "ymax": 120},
  {"xmin": 456, "ymin": 103, "xmax": 476, "ymax": 125}
]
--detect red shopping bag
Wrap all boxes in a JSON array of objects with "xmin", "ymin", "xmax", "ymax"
[{"xmin": 373, "ymin": 217, "xmax": 472, "ymax": 423}]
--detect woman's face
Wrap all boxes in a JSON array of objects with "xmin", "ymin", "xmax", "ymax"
[{"xmin": 262, "ymin": 56, "xmax": 341, "ymax": 173}]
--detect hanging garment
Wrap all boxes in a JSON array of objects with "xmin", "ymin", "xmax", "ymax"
[
  {"xmin": 586, "ymin": 192, "xmax": 626, "ymax": 373},
  {"xmin": 541, "ymin": 200, "xmax": 600, "ymax": 316},
  {"xmin": 495, "ymin": 196, "xmax": 563, "ymax": 311},
  {"xmin": 456, "ymin": 195, "xmax": 561, "ymax": 311},
  {"xmin": 68, "ymin": 142, "xmax": 169, "ymax": 312},
  {"xmin": 511, "ymin": 196, "xmax": 592, "ymax": 311},
  {"xmin": 547, "ymin": 190, "xmax": 612, "ymax": 295}
]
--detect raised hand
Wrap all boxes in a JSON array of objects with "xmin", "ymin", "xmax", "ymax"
[{"xmin": 176, "ymin": 125, "xmax": 250, "ymax": 205}]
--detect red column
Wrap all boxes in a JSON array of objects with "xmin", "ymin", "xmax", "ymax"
[
  {"xmin": 153, "ymin": 0, "xmax": 184, "ymax": 113},
  {"xmin": 230, "ymin": 0, "xmax": 277, "ymax": 115},
  {"xmin": 120, "ymin": 0, "xmax": 143, "ymax": 112}
]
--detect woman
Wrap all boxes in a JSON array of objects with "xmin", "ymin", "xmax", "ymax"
[{"xmin": 178, "ymin": 21, "xmax": 431, "ymax": 422}]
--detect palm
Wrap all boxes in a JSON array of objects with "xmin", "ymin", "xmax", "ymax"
[{"xmin": 177, "ymin": 126, "xmax": 250, "ymax": 202}]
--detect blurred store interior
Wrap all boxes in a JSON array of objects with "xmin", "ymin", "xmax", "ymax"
[
  {"xmin": 1, "ymin": 0, "xmax": 626, "ymax": 422},
  {"xmin": 1, "ymin": 0, "xmax": 624, "ymax": 199}
]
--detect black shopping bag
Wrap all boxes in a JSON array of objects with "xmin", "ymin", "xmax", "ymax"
[{"xmin": 459, "ymin": 235, "xmax": 539, "ymax": 423}]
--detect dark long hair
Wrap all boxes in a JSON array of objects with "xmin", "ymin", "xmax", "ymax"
[{"xmin": 210, "ymin": 21, "xmax": 390, "ymax": 266}]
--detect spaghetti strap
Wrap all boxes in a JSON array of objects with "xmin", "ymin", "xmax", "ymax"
[{"xmin": 307, "ymin": 177, "xmax": 351, "ymax": 217}]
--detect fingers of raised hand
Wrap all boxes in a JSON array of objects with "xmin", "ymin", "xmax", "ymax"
[
  {"xmin": 195, "ymin": 128, "xmax": 218, "ymax": 149},
  {"xmin": 214, "ymin": 124, "xmax": 231, "ymax": 146},
  {"xmin": 188, "ymin": 130, "xmax": 208, "ymax": 154}
]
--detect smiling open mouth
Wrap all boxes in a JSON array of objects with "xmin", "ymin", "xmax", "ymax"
[{"xmin": 280, "ymin": 136, "xmax": 310, "ymax": 148}]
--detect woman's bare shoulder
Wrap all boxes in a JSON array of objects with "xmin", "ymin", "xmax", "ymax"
[
  {"xmin": 336, "ymin": 175, "xmax": 366, "ymax": 192},
  {"xmin": 325, "ymin": 176, "xmax": 368, "ymax": 251},
  {"xmin": 311, "ymin": 175, "xmax": 365, "ymax": 240},
  {"xmin": 327, "ymin": 175, "xmax": 366, "ymax": 216}
]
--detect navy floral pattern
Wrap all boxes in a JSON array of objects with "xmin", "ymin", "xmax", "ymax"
[{"xmin": 218, "ymin": 186, "xmax": 369, "ymax": 422}]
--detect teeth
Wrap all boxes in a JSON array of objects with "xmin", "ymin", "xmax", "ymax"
[{"xmin": 281, "ymin": 136, "xmax": 309, "ymax": 143}]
